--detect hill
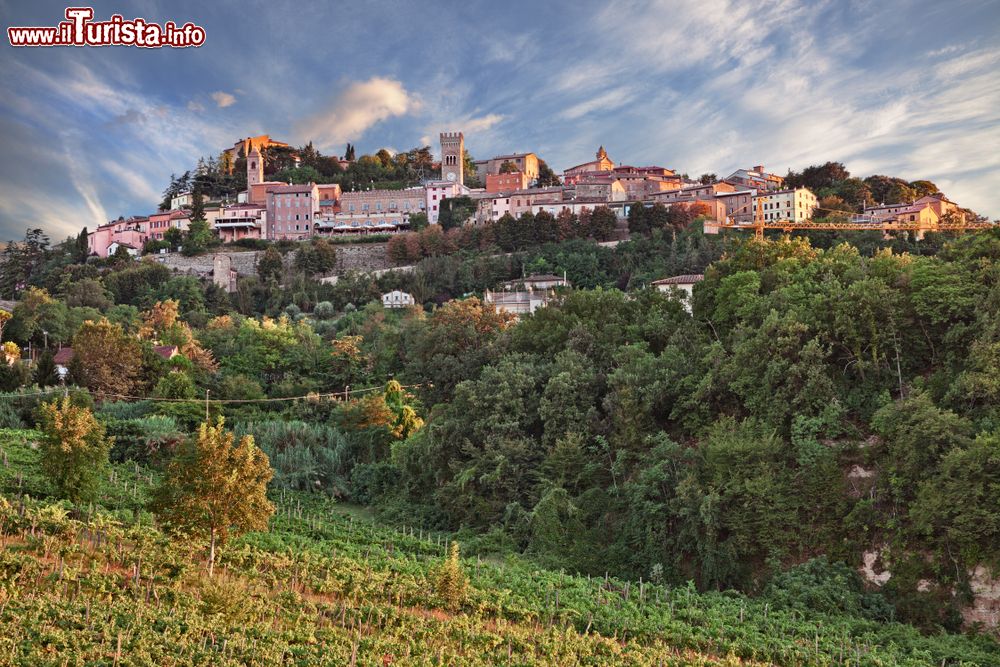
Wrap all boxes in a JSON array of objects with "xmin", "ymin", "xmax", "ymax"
[{"xmin": 1, "ymin": 429, "xmax": 996, "ymax": 666}]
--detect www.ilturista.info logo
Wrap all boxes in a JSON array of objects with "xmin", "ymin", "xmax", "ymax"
[{"xmin": 7, "ymin": 7, "xmax": 205, "ymax": 48}]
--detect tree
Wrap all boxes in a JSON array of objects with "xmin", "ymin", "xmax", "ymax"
[
  {"xmin": 536, "ymin": 159, "xmax": 561, "ymax": 187},
  {"xmin": 0, "ymin": 228, "xmax": 51, "ymax": 298},
  {"xmin": 37, "ymin": 397, "xmax": 112, "ymax": 503},
  {"xmin": 434, "ymin": 541, "xmax": 468, "ymax": 610},
  {"xmin": 627, "ymin": 202, "xmax": 650, "ymax": 235},
  {"xmin": 589, "ymin": 206, "xmax": 618, "ymax": 241},
  {"xmin": 70, "ymin": 318, "xmax": 142, "ymax": 396},
  {"xmin": 257, "ymin": 246, "xmax": 284, "ymax": 283},
  {"xmin": 499, "ymin": 160, "xmax": 518, "ymax": 174},
  {"xmin": 408, "ymin": 212, "xmax": 429, "ymax": 231},
  {"xmin": 462, "ymin": 150, "xmax": 480, "ymax": 187},
  {"xmin": 698, "ymin": 173, "xmax": 718, "ymax": 185},
  {"xmin": 33, "ymin": 349, "xmax": 59, "ymax": 387},
  {"xmin": 785, "ymin": 162, "xmax": 850, "ymax": 191},
  {"xmin": 294, "ymin": 239, "xmax": 337, "ymax": 275},
  {"xmin": 163, "ymin": 227, "xmax": 184, "ymax": 250},
  {"xmin": 151, "ymin": 418, "xmax": 275, "ymax": 575},
  {"xmin": 74, "ymin": 227, "xmax": 90, "ymax": 263},
  {"xmin": 438, "ymin": 196, "xmax": 477, "ymax": 231},
  {"xmin": 344, "ymin": 143, "xmax": 356, "ymax": 161},
  {"xmin": 182, "ymin": 219, "xmax": 214, "ymax": 257}
]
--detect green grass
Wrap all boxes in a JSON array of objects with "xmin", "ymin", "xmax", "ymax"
[{"xmin": 0, "ymin": 428, "xmax": 997, "ymax": 666}]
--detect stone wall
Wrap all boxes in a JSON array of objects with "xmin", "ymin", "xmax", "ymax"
[
  {"xmin": 334, "ymin": 242, "xmax": 392, "ymax": 274},
  {"xmin": 151, "ymin": 242, "xmax": 394, "ymax": 279},
  {"xmin": 152, "ymin": 251, "xmax": 261, "ymax": 277}
]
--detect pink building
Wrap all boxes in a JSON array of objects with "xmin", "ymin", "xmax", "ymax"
[
  {"xmin": 215, "ymin": 203, "xmax": 265, "ymax": 242},
  {"xmin": 425, "ymin": 180, "xmax": 465, "ymax": 224},
  {"xmin": 87, "ymin": 216, "xmax": 149, "ymax": 258},
  {"xmin": 266, "ymin": 183, "xmax": 319, "ymax": 240},
  {"xmin": 147, "ymin": 210, "xmax": 191, "ymax": 240}
]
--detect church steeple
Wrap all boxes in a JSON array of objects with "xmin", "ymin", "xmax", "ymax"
[
  {"xmin": 247, "ymin": 144, "xmax": 263, "ymax": 187},
  {"xmin": 596, "ymin": 145, "xmax": 608, "ymax": 160}
]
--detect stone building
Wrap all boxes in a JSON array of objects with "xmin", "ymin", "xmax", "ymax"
[
  {"xmin": 563, "ymin": 146, "xmax": 615, "ymax": 184},
  {"xmin": 440, "ymin": 131, "xmax": 464, "ymax": 185},
  {"xmin": 474, "ymin": 152, "xmax": 540, "ymax": 181},
  {"xmin": 723, "ymin": 165, "xmax": 784, "ymax": 191}
]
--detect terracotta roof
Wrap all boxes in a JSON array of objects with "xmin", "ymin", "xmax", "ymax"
[
  {"xmin": 53, "ymin": 347, "xmax": 74, "ymax": 365},
  {"xmin": 651, "ymin": 274, "xmax": 704, "ymax": 285},
  {"xmin": 154, "ymin": 345, "xmax": 179, "ymax": 359}
]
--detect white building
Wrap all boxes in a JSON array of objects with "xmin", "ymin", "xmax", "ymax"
[
  {"xmin": 753, "ymin": 188, "xmax": 818, "ymax": 223},
  {"xmin": 382, "ymin": 290, "xmax": 415, "ymax": 309},
  {"xmin": 651, "ymin": 274, "xmax": 704, "ymax": 312},
  {"xmin": 170, "ymin": 191, "xmax": 193, "ymax": 210}
]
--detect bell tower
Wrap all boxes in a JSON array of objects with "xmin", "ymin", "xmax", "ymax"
[
  {"xmin": 440, "ymin": 131, "xmax": 464, "ymax": 185},
  {"xmin": 247, "ymin": 144, "xmax": 263, "ymax": 188}
]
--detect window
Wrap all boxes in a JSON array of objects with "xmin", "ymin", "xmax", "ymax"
[
  {"xmin": 296, "ymin": 214, "xmax": 300, "ymax": 221},
  {"xmin": 305, "ymin": 214, "xmax": 309, "ymax": 220}
]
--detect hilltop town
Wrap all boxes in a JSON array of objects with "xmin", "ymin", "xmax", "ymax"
[{"xmin": 87, "ymin": 131, "xmax": 984, "ymax": 262}]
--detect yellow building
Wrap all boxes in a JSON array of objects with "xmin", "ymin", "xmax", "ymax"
[{"xmin": 753, "ymin": 187, "xmax": 817, "ymax": 222}]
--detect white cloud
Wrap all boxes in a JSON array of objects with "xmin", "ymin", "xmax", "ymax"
[
  {"xmin": 297, "ymin": 77, "xmax": 414, "ymax": 150},
  {"xmin": 211, "ymin": 91, "xmax": 237, "ymax": 108},
  {"xmin": 187, "ymin": 99, "xmax": 205, "ymax": 112},
  {"xmin": 560, "ymin": 87, "xmax": 638, "ymax": 120}
]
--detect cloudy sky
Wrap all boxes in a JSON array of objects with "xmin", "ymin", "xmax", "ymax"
[{"xmin": 1, "ymin": 0, "xmax": 998, "ymax": 240}]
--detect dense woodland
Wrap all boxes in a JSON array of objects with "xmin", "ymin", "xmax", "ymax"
[{"xmin": 1, "ymin": 212, "xmax": 999, "ymax": 661}]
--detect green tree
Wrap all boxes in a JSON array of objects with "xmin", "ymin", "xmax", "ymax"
[
  {"xmin": 434, "ymin": 541, "xmax": 468, "ymax": 610},
  {"xmin": 536, "ymin": 159, "xmax": 561, "ymax": 187},
  {"xmin": 257, "ymin": 246, "xmax": 284, "ymax": 283},
  {"xmin": 182, "ymin": 219, "xmax": 214, "ymax": 257},
  {"xmin": 627, "ymin": 202, "xmax": 650, "ymax": 235},
  {"xmin": 588, "ymin": 206, "xmax": 618, "ymax": 241},
  {"xmin": 37, "ymin": 397, "xmax": 112, "ymax": 503},
  {"xmin": 151, "ymin": 418, "xmax": 275, "ymax": 575},
  {"xmin": 33, "ymin": 349, "xmax": 59, "ymax": 387}
]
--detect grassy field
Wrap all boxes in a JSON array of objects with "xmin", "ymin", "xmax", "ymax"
[{"xmin": 0, "ymin": 428, "xmax": 997, "ymax": 666}]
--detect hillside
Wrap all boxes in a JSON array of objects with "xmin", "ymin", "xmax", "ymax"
[{"xmin": 1, "ymin": 429, "xmax": 997, "ymax": 666}]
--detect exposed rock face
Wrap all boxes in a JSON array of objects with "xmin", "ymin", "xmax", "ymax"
[
  {"xmin": 964, "ymin": 566, "xmax": 1000, "ymax": 629},
  {"xmin": 861, "ymin": 548, "xmax": 892, "ymax": 586},
  {"xmin": 846, "ymin": 464, "xmax": 876, "ymax": 498}
]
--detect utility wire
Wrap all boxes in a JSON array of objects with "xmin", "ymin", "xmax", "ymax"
[{"xmin": 0, "ymin": 382, "xmax": 426, "ymax": 404}]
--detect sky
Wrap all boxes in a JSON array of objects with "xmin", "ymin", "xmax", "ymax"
[{"xmin": 1, "ymin": 0, "xmax": 999, "ymax": 241}]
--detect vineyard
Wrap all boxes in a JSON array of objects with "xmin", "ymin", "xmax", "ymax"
[{"xmin": 0, "ymin": 429, "xmax": 996, "ymax": 666}]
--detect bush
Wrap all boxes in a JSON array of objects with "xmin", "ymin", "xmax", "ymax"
[
  {"xmin": 232, "ymin": 420, "xmax": 353, "ymax": 496},
  {"xmin": 313, "ymin": 301, "xmax": 335, "ymax": 320},
  {"xmin": 349, "ymin": 462, "xmax": 401, "ymax": 505},
  {"xmin": 106, "ymin": 415, "xmax": 184, "ymax": 465},
  {"xmin": 765, "ymin": 556, "xmax": 895, "ymax": 622}
]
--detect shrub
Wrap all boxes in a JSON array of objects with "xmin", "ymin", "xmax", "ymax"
[
  {"xmin": 106, "ymin": 415, "xmax": 184, "ymax": 465},
  {"xmin": 37, "ymin": 397, "xmax": 112, "ymax": 503},
  {"xmin": 232, "ymin": 420, "xmax": 353, "ymax": 496}
]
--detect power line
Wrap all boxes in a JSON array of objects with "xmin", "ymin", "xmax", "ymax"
[{"xmin": 0, "ymin": 382, "xmax": 426, "ymax": 405}]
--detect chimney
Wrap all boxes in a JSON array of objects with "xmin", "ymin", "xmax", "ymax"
[{"xmin": 753, "ymin": 165, "xmax": 765, "ymax": 173}]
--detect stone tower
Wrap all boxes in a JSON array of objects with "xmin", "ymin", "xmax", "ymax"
[
  {"xmin": 440, "ymin": 131, "xmax": 464, "ymax": 185},
  {"xmin": 247, "ymin": 144, "xmax": 263, "ymax": 188}
]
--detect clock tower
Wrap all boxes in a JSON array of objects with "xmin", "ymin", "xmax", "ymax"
[
  {"xmin": 440, "ymin": 131, "xmax": 464, "ymax": 186},
  {"xmin": 247, "ymin": 144, "xmax": 264, "ymax": 188}
]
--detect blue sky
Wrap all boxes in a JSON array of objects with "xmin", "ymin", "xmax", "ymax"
[{"xmin": 1, "ymin": 0, "xmax": 999, "ymax": 241}]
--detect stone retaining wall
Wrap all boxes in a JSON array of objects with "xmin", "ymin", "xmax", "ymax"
[{"xmin": 152, "ymin": 242, "xmax": 394, "ymax": 278}]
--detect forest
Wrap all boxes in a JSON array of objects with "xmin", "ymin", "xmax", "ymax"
[{"xmin": 0, "ymin": 218, "xmax": 999, "ymax": 663}]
